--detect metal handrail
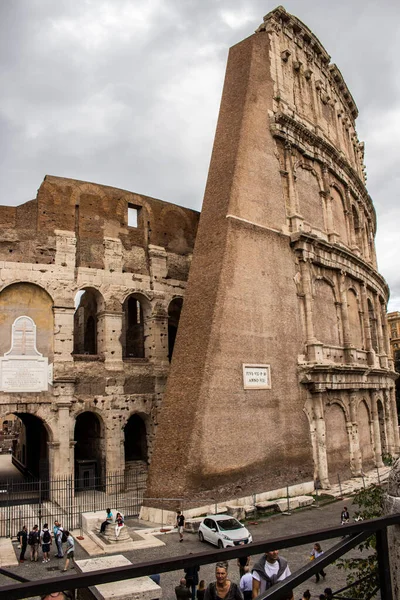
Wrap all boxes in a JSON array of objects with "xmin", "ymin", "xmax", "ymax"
[{"xmin": 0, "ymin": 513, "xmax": 398, "ymax": 600}]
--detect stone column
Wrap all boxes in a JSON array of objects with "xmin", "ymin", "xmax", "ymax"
[
  {"xmin": 300, "ymin": 258, "xmax": 323, "ymax": 362},
  {"xmin": 360, "ymin": 284, "xmax": 375, "ymax": 366},
  {"xmin": 313, "ymin": 391, "xmax": 330, "ymax": 488},
  {"xmin": 371, "ymin": 391, "xmax": 384, "ymax": 467},
  {"xmin": 97, "ymin": 311, "xmax": 124, "ymax": 370},
  {"xmin": 339, "ymin": 273, "xmax": 353, "ymax": 363},
  {"xmin": 374, "ymin": 294, "xmax": 388, "ymax": 368},
  {"xmin": 384, "ymin": 389, "xmax": 396, "ymax": 456},
  {"xmin": 390, "ymin": 388, "xmax": 400, "ymax": 456},
  {"xmin": 146, "ymin": 303, "xmax": 169, "ymax": 363},
  {"xmin": 349, "ymin": 392, "xmax": 362, "ymax": 475}
]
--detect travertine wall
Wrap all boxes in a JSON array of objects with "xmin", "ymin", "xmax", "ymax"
[
  {"xmin": 146, "ymin": 7, "xmax": 398, "ymax": 501},
  {"xmin": 0, "ymin": 176, "xmax": 199, "ymax": 483}
]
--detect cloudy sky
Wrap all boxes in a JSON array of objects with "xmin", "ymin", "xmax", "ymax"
[{"xmin": 1, "ymin": 0, "xmax": 399, "ymax": 309}]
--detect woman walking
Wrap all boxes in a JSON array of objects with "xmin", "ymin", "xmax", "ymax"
[{"xmin": 310, "ymin": 543, "xmax": 326, "ymax": 583}]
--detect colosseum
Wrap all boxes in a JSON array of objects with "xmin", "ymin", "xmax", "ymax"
[
  {"xmin": 0, "ymin": 7, "xmax": 398, "ymax": 506},
  {"xmin": 146, "ymin": 6, "xmax": 399, "ymax": 500}
]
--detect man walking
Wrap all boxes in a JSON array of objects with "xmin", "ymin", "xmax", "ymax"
[
  {"xmin": 252, "ymin": 550, "xmax": 293, "ymax": 600},
  {"xmin": 176, "ymin": 510, "xmax": 185, "ymax": 543},
  {"xmin": 62, "ymin": 530, "xmax": 75, "ymax": 572},
  {"xmin": 17, "ymin": 525, "xmax": 28, "ymax": 563}
]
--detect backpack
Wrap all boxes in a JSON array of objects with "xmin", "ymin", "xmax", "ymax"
[
  {"xmin": 42, "ymin": 529, "xmax": 51, "ymax": 544},
  {"xmin": 61, "ymin": 530, "xmax": 68, "ymax": 543},
  {"xmin": 28, "ymin": 531, "xmax": 38, "ymax": 545}
]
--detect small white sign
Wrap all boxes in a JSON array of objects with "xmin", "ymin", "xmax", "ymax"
[{"xmin": 243, "ymin": 364, "xmax": 271, "ymax": 389}]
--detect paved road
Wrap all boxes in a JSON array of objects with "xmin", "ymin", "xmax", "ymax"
[{"xmin": 0, "ymin": 495, "xmax": 373, "ymax": 600}]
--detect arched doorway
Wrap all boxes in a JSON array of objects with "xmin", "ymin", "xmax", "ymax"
[
  {"xmin": 0, "ymin": 413, "xmax": 49, "ymax": 483},
  {"xmin": 358, "ymin": 400, "xmax": 374, "ymax": 471},
  {"xmin": 74, "ymin": 412, "xmax": 105, "ymax": 490},
  {"xmin": 124, "ymin": 415, "xmax": 148, "ymax": 488},
  {"xmin": 168, "ymin": 298, "xmax": 183, "ymax": 361},
  {"xmin": 325, "ymin": 403, "xmax": 351, "ymax": 483}
]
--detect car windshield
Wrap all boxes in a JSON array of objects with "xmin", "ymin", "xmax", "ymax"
[{"xmin": 217, "ymin": 518, "xmax": 243, "ymax": 531}]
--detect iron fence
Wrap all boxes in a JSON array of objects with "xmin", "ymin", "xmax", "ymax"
[
  {"xmin": 0, "ymin": 469, "xmax": 147, "ymax": 537},
  {"xmin": 0, "ymin": 513, "xmax": 399, "ymax": 599}
]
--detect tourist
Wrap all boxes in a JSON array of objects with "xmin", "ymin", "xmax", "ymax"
[
  {"xmin": 150, "ymin": 574, "xmax": 161, "ymax": 585},
  {"xmin": 17, "ymin": 525, "xmax": 27, "ymax": 563},
  {"xmin": 252, "ymin": 550, "xmax": 293, "ymax": 600},
  {"xmin": 55, "ymin": 524, "xmax": 64, "ymax": 558},
  {"xmin": 184, "ymin": 562, "xmax": 200, "ymax": 600},
  {"xmin": 115, "ymin": 512, "xmax": 124, "ymax": 538},
  {"xmin": 324, "ymin": 589, "xmax": 333, "ymax": 600},
  {"xmin": 204, "ymin": 561, "xmax": 243, "ymax": 600},
  {"xmin": 41, "ymin": 523, "xmax": 52, "ymax": 563},
  {"xmin": 175, "ymin": 578, "xmax": 191, "ymax": 600},
  {"xmin": 28, "ymin": 524, "xmax": 40, "ymax": 562},
  {"xmin": 310, "ymin": 543, "xmax": 326, "ymax": 582},
  {"xmin": 100, "ymin": 508, "xmax": 113, "ymax": 534},
  {"xmin": 176, "ymin": 510, "xmax": 185, "ymax": 542},
  {"xmin": 340, "ymin": 506, "xmax": 350, "ymax": 524},
  {"xmin": 319, "ymin": 595, "xmax": 325, "ymax": 600},
  {"xmin": 197, "ymin": 580, "xmax": 206, "ymax": 600},
  {"xmin": 299, "ymin": 591, "xmax": 311, "ymax": 600},
  {"xmin": 62, "ymin": 530, "xmax": 75, "ymax": 571},
  {"xmin": 239, "ymin": 566, "xmax": 253, "ymax": 600},
  {"xmin": 237, "ymin": 555, "xmax": 250, "ymax": 578}
]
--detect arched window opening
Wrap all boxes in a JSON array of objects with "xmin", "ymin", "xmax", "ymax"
[
  {"xmin": 368, "ymin": 299, "xmax": 378, "ymax": 352},
  {"xmin": 74, "ymin": 289, "xmax": 100, "ymax": 355},
  {"xmin": 74, "ymin": 412, "xmax": 105, "ymax": 490},
  {"xmin": 124, "ymin": 296, "xmax": 145, "ymax": 358},
  {"xmin": 168, "ymin": 298, "xmax": 183, "ymax": 361},
  {"xmin": 124, "ymin": 415, "xmax": 148, "ymax": 463}
]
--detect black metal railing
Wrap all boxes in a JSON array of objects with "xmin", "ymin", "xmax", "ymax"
[
  {"xmin": 0, "ymin": 513, "xmax": 398, "ymax": 600},
  {"xmin": 0, "ymin": 469, "xmax": 147, "ymax": 536}
]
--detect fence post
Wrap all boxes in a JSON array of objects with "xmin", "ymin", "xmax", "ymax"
[
  {"xmin": 377, "ymin": 466, "xmax": 381, "ymax": 485},
  {"xmin": 337, "ymin": 474, "xmax": 343, "ymax": 499},
  {"xmin": 314, "ymin": 481, "xmax": 319, "ymax": 508},
  {"xmin": 376, "ymin": 526, "xmax": 393, "ymax": 599}
]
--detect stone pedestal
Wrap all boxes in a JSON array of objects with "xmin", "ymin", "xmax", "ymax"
[{"xmin": 76, "ymin": 554, "xmax": 162, "ymax": 600}]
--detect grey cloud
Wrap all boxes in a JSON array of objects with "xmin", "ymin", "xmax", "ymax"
[{"xmin": 1, "ymin": 0, "xmax": 399, "ymax": 308}]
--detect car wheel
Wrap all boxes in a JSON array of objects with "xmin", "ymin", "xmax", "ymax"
[
  {"xmin": 217, "ymin": 539, "xmax": 224, "ymax": 549},
  {"xmin": 199, "ymin": 531, "xmax": 204, "ymax": 543}
]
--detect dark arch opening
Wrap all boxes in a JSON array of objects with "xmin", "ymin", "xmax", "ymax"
[
  {"xmin": 124, "ymin": 414, "xmax": 148, "ymax": 463},
  {"xmin": 0, "ymin": 413, "xmax": 49, "ymax": 483},
  {"xmin": 74, "ymin": 289, "xmax": 99, "ymax": 355},
  {"xmin": 168, "ymin": 298, "xmax": 183, "ymax": 361},
  {"xmin": 124, "ymin": 296, "xmax": 145, "ymax": 358},
  {"xmin": 74, "ymin": 412, "xmax": 105, "ymax": 490}
]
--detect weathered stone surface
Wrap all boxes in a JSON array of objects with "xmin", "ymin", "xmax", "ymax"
[{"xmin": 146, "ymin": 7, "xmax": 398, "ymax": 503}]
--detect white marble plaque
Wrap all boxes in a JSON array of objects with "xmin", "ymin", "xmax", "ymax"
[
  {"xmin": 0, "ymin": 316, "xmax": 50, "ymax": 392},
  {"xmin": 243, "ymin": 364, "xmax": 271, "ymax": 389}
]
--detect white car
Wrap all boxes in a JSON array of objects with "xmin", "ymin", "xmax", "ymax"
[{"xmin": 198, "ymin": 514, "xmax": 252, "ymax": 548}]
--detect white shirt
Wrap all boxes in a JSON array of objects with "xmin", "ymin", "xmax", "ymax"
[
  {"xmin": 252, "ymin": 560, "xmax": 291, "ymax": 593},
  {"xmin": 240, "ymin": 572, "xmax": 253, "ymax": 592}
]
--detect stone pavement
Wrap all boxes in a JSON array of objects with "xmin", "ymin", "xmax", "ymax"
[{"xmin": 0, "ymin": 495, "xmax": 379, "ymax": 600}]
